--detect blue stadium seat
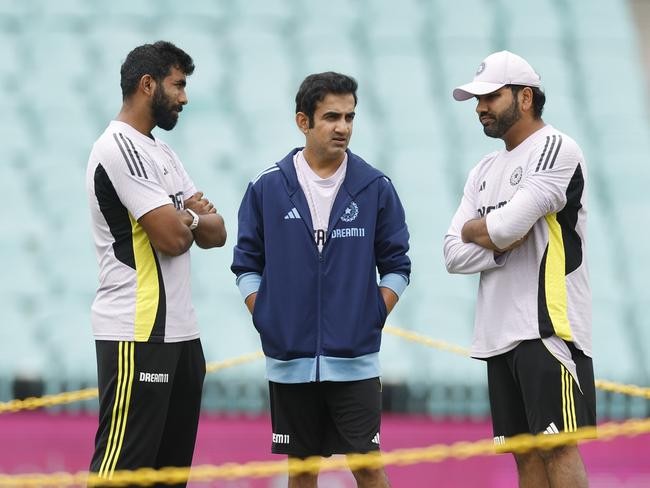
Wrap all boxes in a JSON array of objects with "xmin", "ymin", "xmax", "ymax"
[
  {"xmin": 34, "ymin": 0, "xmax": 93, "ymax": 19},
  {"xmin": 32, "ymin": 295, "xmax": 95, "ymax": 379},
  {"xmin": 0, "ymin": 302, "xmax": 49, "ymax": 379},
  {"xmin": 364, "ymin": 0, "xmax": 424, "ymax": 42}
]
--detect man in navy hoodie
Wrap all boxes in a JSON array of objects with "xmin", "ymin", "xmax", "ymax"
[{"xmin": 232, "ymin": 72, "xmax": 410, "ymax": 488}]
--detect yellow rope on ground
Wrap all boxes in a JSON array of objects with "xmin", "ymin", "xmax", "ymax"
[
  {"xmin": 384, "ymin": 326, "xmax": 470, "ymax": 357},
  {"xmin": 2, "ymin": 327, "xmax": 649, "ymax": 413},
  {"xmin": 1, "ymin": 418, "xmax": 649, "ymax": 487},
  {"xmin": 0, "ymin": 352, "xmax": 264, "ymax": 414},
  {"xmin": 385, "ymin": 326, "xmax": 650, "ymax": 399},
  {"xmin": 0, "ymin": 389, "xmax": 99, "ymax": 414},
  {"xmin": 205, "ymin": 351, "xmax": 264, "ymax": 374},
  {"xmin": 594, "ymin": 379, "xmax": 650, "ymax": 399}
]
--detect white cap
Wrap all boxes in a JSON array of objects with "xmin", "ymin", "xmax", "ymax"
[{"xmin": 453, "ymin": 51, "xmax": 541, "ymax": 101}]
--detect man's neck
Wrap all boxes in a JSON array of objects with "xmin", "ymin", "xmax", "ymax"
[
  {"xmin": 116, "ymin": 103, "xmax": 155, "ymax": 138},
  {"xmin": 502, "ymin": 118, "xmax": 546, "ymax": 151},
  {"xmin": 302, "ymin": 147, "xmax": 345, "ymax": 178}
]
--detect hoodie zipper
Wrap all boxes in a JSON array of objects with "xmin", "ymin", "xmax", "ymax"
[{"xmin": 315, "ymin": 250, "xmax": 324, "ymax": 381}]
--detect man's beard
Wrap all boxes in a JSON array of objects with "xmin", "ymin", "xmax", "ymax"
[
  {"xmin": 482, "ymin": 97, "xmax": 521, "ymax": 139},
  {"xmin": 151, "ymin": 87, "xmax": 181, "ymax": 131}
]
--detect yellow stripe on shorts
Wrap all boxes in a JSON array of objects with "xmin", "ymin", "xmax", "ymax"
[
  {"xmin": 561, "ymin": 366, "xmax": 577, "ymax": 432},
  {"xmin": 99, "ymin": 342, "xmax": 135, "ymax": 478}
]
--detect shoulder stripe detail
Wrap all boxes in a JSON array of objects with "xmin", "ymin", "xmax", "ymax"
[
  {"xmin": 253, "ymin": 164, "xmax": 278, "ymax": 180},
  {"xmin": 535, "ymin": 136, "xmax": 551, "ymax": 172},
  {"xmin": 119, "ymin": 133, "xmax": 143, "ymax": 178},
  {"xmin": 547, "ymin": 135, "xmax": 563, "ymax": 170},
  {"xmin": 535, "ymin": 134, "xmax": 564, "ymax": 172},
  {"xmin": 252, "ymin": 166, "xmax": 279, "ymax": 184},
  {"xmin": 113, "ymin": 133, "xmax": 135, "ymax": 176},
  {"xmin": 124, "ymin": 136, "xmax": 148, "ymax": 179},
  {"xmin": 542, "ymin": 135, "xmax": 557, "ymax": 172}
]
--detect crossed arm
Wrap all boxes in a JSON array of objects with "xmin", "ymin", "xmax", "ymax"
[
  {"xmin": 461, "ymin": 217, "xmax": 527, "ymax": 254},
  {"xmin": 138, "ymin": 191, "xmax": 226, "ymax": 256},
  {"xmin": 444, "ymin": 181, "xmax": 533, "ymax": 274},
  {"xmin": 183, "ymin": 191, "xmax": 227, "ymax": 249}
]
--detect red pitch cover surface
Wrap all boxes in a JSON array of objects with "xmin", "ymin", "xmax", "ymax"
[{"xmin": 0, "ymin": 413, "xmax": 648, "ymax": 487}]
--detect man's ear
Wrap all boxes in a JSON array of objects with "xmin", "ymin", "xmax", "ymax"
[
  {"xmin": 296, "ymin": 112, "xmax": 310, "ymax": 134},
  {"xmin": 521, "ymin": 86, "xmax": 534, "ymax": 113},
  {"xmin": 140, "ymin": 74, "xmax": 156, "ymax": 97}
]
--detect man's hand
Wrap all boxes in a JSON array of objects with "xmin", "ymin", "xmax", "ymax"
[
  {"xmin": 182, "ymin": 191, "xmax": 227, "ymax": 248},
  {"xmin": 461, "ymin": 217, "xmax": 501, "ymax": 251},
  {"xmin": 184, "ymin": 191, "xmax": 217, "ymax": 215},
  {"xmin": 245, "ymin": 293, "xmax": 257, "ymax": 315},
  {"xmin": 380, "ymin": 287, "xmax": 399, "ymax": 315}
]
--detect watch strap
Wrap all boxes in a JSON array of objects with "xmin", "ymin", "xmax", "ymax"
[{"xmin": 185, "ymin": 208, "xmax": 200, "ymax": 230}]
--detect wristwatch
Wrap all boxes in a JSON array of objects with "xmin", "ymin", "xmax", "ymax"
[{"xmin": 185, "ymin": 208, "xmax": 200, "ymax": 230}]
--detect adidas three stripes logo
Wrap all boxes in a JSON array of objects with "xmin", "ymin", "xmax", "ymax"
[
  {"xmin": 535, "ymin": 135, "xmax": 563, "ymax": 172},
  {"xmin": 284, "ymin": 208, "xmax": 301, "ymax": 220},
  {"xmin": 113, "ymin": 133, "xmax": 148, "ymax": 179},
  {"xmin": 543, "ymin": 422, "xmax": 560, "ymax": 435}
]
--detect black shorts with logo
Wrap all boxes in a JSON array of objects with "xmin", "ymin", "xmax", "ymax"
[
  {"xmin": 269, "ymin": 377, "xmax": 382, "ymax": 458},
  {"xmin": 89, "ymin": 339, "xmax": 205, "ymax": 486},
  {"xmin": 487, "ymin": 339, "xmax": 596, "ymax": 443}
]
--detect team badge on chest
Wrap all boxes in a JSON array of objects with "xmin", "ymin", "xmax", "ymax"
[
  {"xmin": 341, "ymin": 201, "xmax": 359, "ymax": 222},
  {"xmin": 510, "ymin": 166, "xmax": 523, "ymax": 186}
]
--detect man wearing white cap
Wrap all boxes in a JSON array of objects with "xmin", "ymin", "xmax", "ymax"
[{"xmin": 444, "ymin": 51, "xmax": 596, "ymax": 487}]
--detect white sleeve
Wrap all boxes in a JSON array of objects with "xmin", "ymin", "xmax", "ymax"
[
  {"xmin": 444, "ymin": 165, "xmax": 506, "ymax": 274},
  {"xmin": 486, "ymin": 135, "xmax": 584, "ymax": 249},
  {"xmin": 99, "ymin": 142, "xmax": 172, "ymax": 220}
]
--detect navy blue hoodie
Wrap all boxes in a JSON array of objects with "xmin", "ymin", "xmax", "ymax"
[{"xmin": 231, "ymin": 148, "xmax": 411, "ymax": 382}]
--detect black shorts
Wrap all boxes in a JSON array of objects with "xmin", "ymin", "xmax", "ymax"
[
  {"xmin": 487, "ymin": 339, "xmax": 596, "ymax": 444},
  {"xmin": 90, "ymin": 339, "xmax": 205, "ymax": 487},
  {"xmin": 269, "ymin": 378, "xmax": 382, "ymax": 458}
]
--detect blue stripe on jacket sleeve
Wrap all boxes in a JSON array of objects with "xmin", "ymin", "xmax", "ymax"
[
  {"xmin": 379, "ymin": 273, "xmax": 408, "ymax": 298},
  {"xmin": 236, "ymin": 272, "xmax": 262, "ymax": 300}
]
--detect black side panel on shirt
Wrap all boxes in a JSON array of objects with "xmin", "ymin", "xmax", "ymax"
[
  {"xmin": 94, "ymin": 164, "xmax": 135, "ymax": 269},
  {"xmin": 556, "ymin": 164, "xmax": 584, "ymax": 275},
  {"xmin": 537, "ymin": 247, "xmax": 554, "ymax": 338},
  {"xmin": 537, "ymin": 163, "xmax": 585, "ymax": 338}
]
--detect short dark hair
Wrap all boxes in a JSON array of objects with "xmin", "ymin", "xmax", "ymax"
[
  {"xmin": 120, "ymin": 41, "xmax": 195, "ymax": 99},
  {"xmin": 295, "ymin": 72, "xmax": 358, "ymax": 127},
  {"xmin": 509, "ymin": 84, "xmax": 546, "ymax": 119}
]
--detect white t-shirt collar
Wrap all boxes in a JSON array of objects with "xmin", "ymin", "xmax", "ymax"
[{"xmin": 296, "ymin": 150, "xmax": 348, "ymax": 187}]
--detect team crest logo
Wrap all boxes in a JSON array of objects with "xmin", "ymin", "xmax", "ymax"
[
  {"xmin": 476, "ymin": 62, "xmax": 486, "ymax": 76},
  {"xmin": 341, "ymin": 201, "xmax": 359, "ymax": 222},
  {"xmin": 510, "ymin": 166, "xmax": 523, "ymax": 186}
]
